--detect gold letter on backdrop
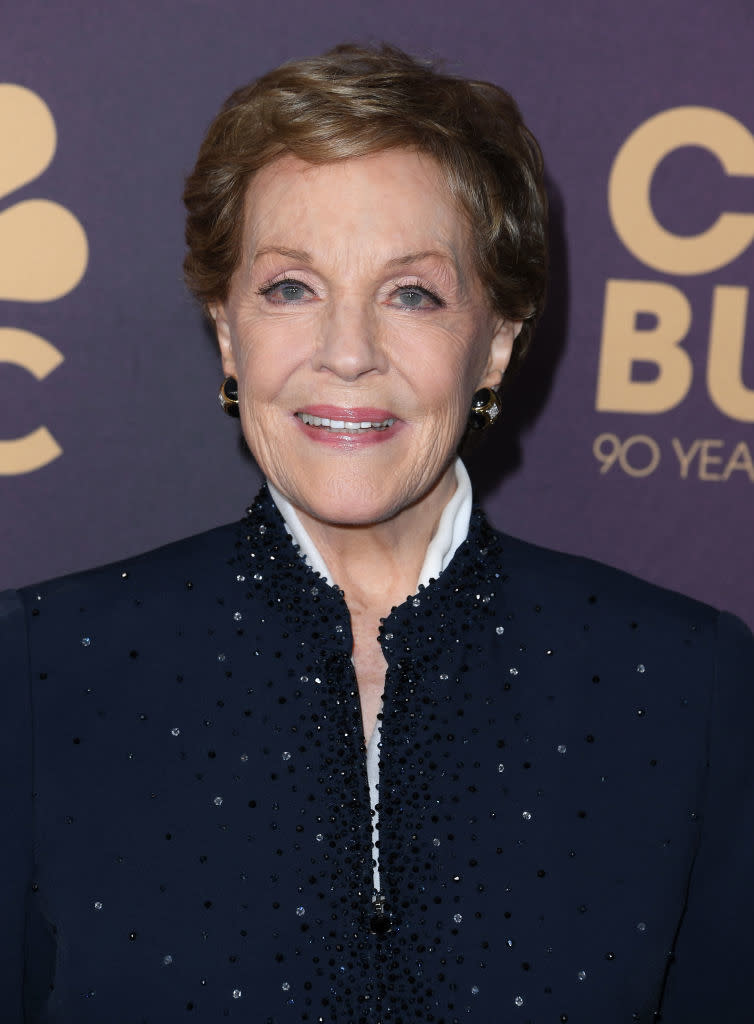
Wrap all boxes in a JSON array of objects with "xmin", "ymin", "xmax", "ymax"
[
  {"xmin": 0, "ymin": 199, "xmax": 88, "ymax": 302},
  {"xmin": 608, "ymin": 106, "xmax": 754, "ymax": 275},
  {"xmin": 0, "ymin": 328, "xmax": 64, "ymax": 474},
  {"xmin": 0, "ymin": 84, "xmax": 90, "ymax": 473},
  {"xmin": 0, "ymin": 84, "xmax": 88, "ymax": 300},
  {"xmin": 707, "ymin": 286, "xmax": 753, "ymax": 421},
  {"xmin": 597, "ymin": 279, "xmax": 693, "ymax": 413},
  {"xmin": 0, "ymin": 84, "xmax": 56, "ymax": 195}
]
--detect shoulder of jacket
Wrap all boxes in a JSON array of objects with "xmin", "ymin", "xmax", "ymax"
[
  {"xmin": 15, "ymin": 520, "xmax": 242, "ymax": 610},
  {"xmin": 488, "ymin": 526, "xmax": 719, "ymax": 630}
]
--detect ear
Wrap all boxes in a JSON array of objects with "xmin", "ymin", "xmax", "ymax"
[
  {"xmin": 477, "ymin": 318, "xmax": 522, "ymax": 390},
  {"xmin": 209, "ymin": 302, "xmax": 239, "ymax": 379}
]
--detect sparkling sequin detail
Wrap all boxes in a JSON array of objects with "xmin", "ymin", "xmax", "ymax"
[{"xmin": 19, "ymin": 483, "xmax": 722, "ymax": 1022}]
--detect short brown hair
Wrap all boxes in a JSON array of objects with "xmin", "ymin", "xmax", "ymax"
[{"xmin": 183, "ymin": 43, "xmax": 547, "ymax": 370}]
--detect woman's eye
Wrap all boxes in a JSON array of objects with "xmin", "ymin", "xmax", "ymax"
[
  {"xmin": 261, "ymin": 279, "xmax": 311, "ymax": 303},
  {"xmin": 394, "ymin": 286, "xmax": 441, "ymax": 309}
]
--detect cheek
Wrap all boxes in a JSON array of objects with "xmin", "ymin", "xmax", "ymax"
[
  {"xmin": 232, "ymin": 328, "xmax": 295, "ymax": 405},
  {"xmin": 418, "ymin": 330, "xmax": 489, "ymax": 413}
]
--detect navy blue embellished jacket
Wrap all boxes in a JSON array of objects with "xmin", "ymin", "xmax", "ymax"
[{"xmin": 2, "ymin": 487, "xmax": 753, "ymax": 1023}]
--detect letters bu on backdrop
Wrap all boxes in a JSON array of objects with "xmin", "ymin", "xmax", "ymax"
[{"xmin": 597, "ymin": 106, "xmax": 753, "ymax": 423}]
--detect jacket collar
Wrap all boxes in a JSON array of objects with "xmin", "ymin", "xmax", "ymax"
[{"xmin": 236, "ymin": 483, "xmax": 506, "ymax": 665}]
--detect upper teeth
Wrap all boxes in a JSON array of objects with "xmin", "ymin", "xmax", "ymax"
[{"xmin": 298, "ymin": 413, "xmax": 395, "ymax": 430}]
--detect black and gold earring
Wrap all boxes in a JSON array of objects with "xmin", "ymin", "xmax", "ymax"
[
  {"xmin": 469, "ymin": 387, "xmax": 502, "ymax": 430},
  {"xmin": 218, "ymin": 376, "xmax": 240, "ymax": 417}
]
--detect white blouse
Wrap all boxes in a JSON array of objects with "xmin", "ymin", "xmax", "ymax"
[{"xmin": 268, "ymin": 458, "xmax": 473, "ymax": 892}]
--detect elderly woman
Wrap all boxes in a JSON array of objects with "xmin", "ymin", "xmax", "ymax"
[{"xmin": 2, "ymin": 43, "xmax": 753, "ymax": 1024}]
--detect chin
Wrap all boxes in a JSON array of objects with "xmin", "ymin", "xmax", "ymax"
[{"xmin": 298, "ymin": 480, "xmax": 406, "ymax": 529}]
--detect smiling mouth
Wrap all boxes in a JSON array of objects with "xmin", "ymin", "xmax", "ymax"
[{"xmin": 296, "ymin": 412, "xmax": 396, "ymax": 432}]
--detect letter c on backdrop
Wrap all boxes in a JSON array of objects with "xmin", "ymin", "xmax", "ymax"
[
  {"xmin": 608, "ymin": 106, "xmax": 754, "ymax": 275},
  {"xmin": 0, "ymin": 328, "xmax": 64, "ymax": 475}
]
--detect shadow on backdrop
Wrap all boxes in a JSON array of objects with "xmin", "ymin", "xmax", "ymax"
[{"xmin": 466, "ymin": 174, "xmax": 570, "ymax": 500}]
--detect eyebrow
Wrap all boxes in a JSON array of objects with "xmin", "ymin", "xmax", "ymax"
[
  {"xmin": 385, "ymin": 250, "xmax": 455, "ymax": 269},
  {"xmin": 252, "ymin": 247, "xmax": 455, "ymax": 269},
  {"xmin": 253, "ymin": 246, "xmax": 313, "ymax": 264}
]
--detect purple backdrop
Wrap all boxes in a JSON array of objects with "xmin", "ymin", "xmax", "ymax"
[{"xmin": 1, "ymin": 0, "xmax": 752, "ymax": 627}]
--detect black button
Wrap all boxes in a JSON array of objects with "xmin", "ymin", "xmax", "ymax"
[{"xmin": 369, "ymin": 912, "xmax": 392, "ymax": 938}]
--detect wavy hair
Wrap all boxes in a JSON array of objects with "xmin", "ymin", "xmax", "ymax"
[{"xmin": 183, "ymin": 43, "xmax": 547, "ymax": 371}]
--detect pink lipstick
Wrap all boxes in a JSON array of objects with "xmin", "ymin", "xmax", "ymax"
[{"xmin": 294, "ymin": 405, "xmax": 401, "ymax": 445}]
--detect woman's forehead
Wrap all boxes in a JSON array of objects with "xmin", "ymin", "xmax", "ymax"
[{"xmin": 240, "ymin": 149, "xmax": 474, "ymax": 269}]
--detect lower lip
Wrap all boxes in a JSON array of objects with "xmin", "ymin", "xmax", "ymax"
[{"xmin": 294, "ymin": 415, "xmax": 403, "ymax": 447}]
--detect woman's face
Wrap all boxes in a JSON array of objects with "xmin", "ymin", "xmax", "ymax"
[{"xmin": 212, "ymin": 148, "xmax": 519, "ymax": 528}]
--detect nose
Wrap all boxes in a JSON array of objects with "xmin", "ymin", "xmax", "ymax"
[{"xmin": 312, "ymin": 300, "xmax": 387, "ymax": 381}]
